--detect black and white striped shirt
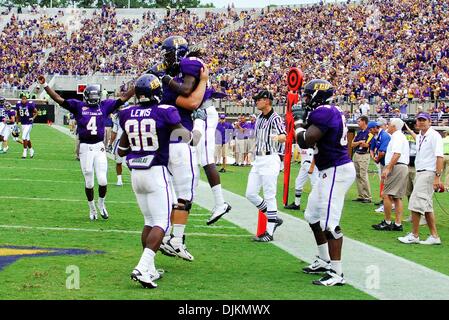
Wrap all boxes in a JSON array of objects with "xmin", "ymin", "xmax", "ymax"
[{"xmin": 255, "ymin": 109, "xmax": 286, "ymax": 155}]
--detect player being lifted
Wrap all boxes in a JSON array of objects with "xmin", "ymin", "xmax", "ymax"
[
  {"xmin": 38, "ymin": 75, "xmax": 135, "ymax": 221},
  {"xmin": 293, "ymin": 79, "xmax": 356, "ymax": 286},
  {"xmin": 15, "ymin": 94, "xmax": 37, "ymax": 159},
  {"xmin": 119, "ymin": 73, "xmax": 207, "ymax": 289},
  {"xmin": 148, "ymin": 36, "xmax": 227, "ymax": 261}
]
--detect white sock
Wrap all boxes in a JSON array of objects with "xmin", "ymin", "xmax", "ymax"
[
  {"xmin": 318, "ymin": 243, "xmax": 331, "ymax": 262},
  {"xmin": 294, "ymin": 196, "xmax": 301, "ymax": 206},
  {"xmin": 98, "ymin": 197, "xmax": 105, "ymax": 208},
  {"xmin": 173, "ymin": 224, "xmax": 186, "ymax": 238},
  {"xmin": 266, "ymin": 221, "xmax": 276, "ymax": 235},
  {"xmin": 212, "ymin": 185, "xmax": 225, "ymax": 207},
  {"xmin": 395, "ymin": 222, "xmax": 401, "ymax": 227},
  {"xmin": 22, "ymin": 149, "xmax": 27, "ymax": 156},
  {"xmin": 30, "ymin": 148, "xmax": 34, "ymax": 153},
  {"xmin": 136, "ymin": 248, "xmax": 155, "ymax": 272},
  {"xmin": 385, "ymin": 220, "xmax": 391, "ymax": 225},
  {"xmin": 117, "ymin": 175, "xmax": 122, "ymax": 183},
  {"xmin": 331, "ymin": 260, "xmax": 343, "ymax": 276},
  {"xmin": 88, "ymin": 201, "xmax": 96, "ymax": 212}
]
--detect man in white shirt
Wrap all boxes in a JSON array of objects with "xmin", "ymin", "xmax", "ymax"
[
  {"xmin": 372, "ymin": 118, "xmax": 409, "ymax": 231},
  {"xmin": 398, "ymin": 112, "xmax": 444, "ymax": 245},
  {"xmin": 359, "ymin": 99, "xmax": 370, "ymax": 116}
]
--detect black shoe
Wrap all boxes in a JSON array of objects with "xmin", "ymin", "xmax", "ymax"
[
  {"xmin": 352, "ymin": 198, "xmax": 364, "ymax": 202},
  {"xmin": 284, "ymin": 203, "xmax": 300, "ymax": 210},
  {"xmin": 372, "ymin": 220, "xmax": 392, "ymax": 231},
  {"xmin": 273, "ymin": 217, "xmax": 283, "ymax": 233},
  {"xmin": 253, "ymin": 231, "xmax": 273, "ymax": 242},
  {"xmin": 361, "ymin": 199, "xmax": 372, "ymax": 203},
  {"xmin": 219, "ymin": 168, "xmax": 226, "ymax": 173},
  {"xmin": 391, "ymin": 224, "xmax": 403, "ymax": 232},
  {"xmin": 232, "ymin": 163, "xmax": 238, "ymax": 166}
]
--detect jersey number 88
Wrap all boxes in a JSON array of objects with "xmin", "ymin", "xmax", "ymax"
[{"xmin": 125, "ymin": 119, "xmax": 158, "ymax": 152}]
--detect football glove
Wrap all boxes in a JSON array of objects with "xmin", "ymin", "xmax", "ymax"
[
  {"xmin": 192, "ymin": 108, "xmax": 207, "ymax": 121},
  {"xmin": 292, "ymin": 103, "xmax": 308, "ymax": 127}
]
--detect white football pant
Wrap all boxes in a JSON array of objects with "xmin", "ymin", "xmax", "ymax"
[
  {"xmin": 132, "ymin": 166, "xmax": 174, "ymax": 232},
  {"xmin": 196, "ymin": 102, "xmax": 219, "ymax": 167},
  {"xmin": 168, "ymin": 143, "xmax": 199, "ymax": 202},
  {"xmin": 21, "ymin": 124, "xmax": 32, "ymax": 140},
  {"xmin": 304, "ymin": 162, "xmax": 356, "ymax": 233},
  {"xmin": 79, "ymin": 142, "xmax": 108, "ymax": 188}
]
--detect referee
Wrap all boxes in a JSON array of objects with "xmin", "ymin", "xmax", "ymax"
[{"xmin": 245, "ymin": 90, "xmax": 286, "ymax": 242}]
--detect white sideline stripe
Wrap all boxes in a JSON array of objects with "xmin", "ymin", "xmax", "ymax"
[
  {"xmin": 0, "ymin": 196, "xmax": 136, "ymax": 204},
  {"xmin": 50, "ymin": 124, "xmax": 449, "ymax": 299},
  {"xmin": 1, "ymin": 166, "xmax": 80, "ymax": 172},
  {"xmin": 0, "ymin": 225, "xmax": 245, "ymax": 237},
  {"xmin": 194, "ymin": 181, "xmax": 449, "ymax": 300},
  {"xmin": 0, "ymin": 178, "xmax": 131, "ymax": 185}
]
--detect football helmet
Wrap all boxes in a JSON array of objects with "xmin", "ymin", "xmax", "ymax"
[
  {"xmin": 0, "ymin": 96, "xmax": 5, "ymax": 106},
  {"xmin": 302, "ymin": 79, "xmax": 334, "ymax": 109},
  {"xmin": 161, "ymin": 36, "xmax": 189, "ymax": 70},
  {"xmin": 3, "ymin": 101, "xmax": 11, "ymax": 110},
  {"xmin": 135, "ymin": 74, "xmax": 163, "ymax": 104},
  {"xmin": 11, "ymin": 125, "xmax": 20, "ymax": 138},
  {"xmin": 83, "ymin": 84, "xmax": 102, "ymax": 106}
]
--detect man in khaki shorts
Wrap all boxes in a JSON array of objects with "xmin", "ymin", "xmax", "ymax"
[
  {"xmin": 398, "ymin": 112, "xmax": 444, "ymax": 245},
  {"xmin": 372, "ymin": 118, "xmax": 409, "ymax": 231}
]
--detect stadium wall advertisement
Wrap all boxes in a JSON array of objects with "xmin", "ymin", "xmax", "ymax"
[{"xmin": 34, "ymin": 104, "xmax": 55, "ymax": 123}]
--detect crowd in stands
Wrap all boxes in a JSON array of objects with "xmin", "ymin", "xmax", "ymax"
[{"xmin": 1, "ymin": 1, "xmax": 449, "ymax": 112}]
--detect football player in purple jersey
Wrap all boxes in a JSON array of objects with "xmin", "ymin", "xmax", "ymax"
[
  {"xmin": 149, "ymin": 36, "xmax": 230, "ymax": 261},
  {"xmin": 15, "ymin": 95, "xmax": 37, "ymax": 159},
  {"xmin": 118, "ymin": 74, "xmax": 205, "ymax": 289},
  {"xmin": 38, "ymin": 75, "xmax": 135, "ymax": 221},
  {"xmin": 293, "ymin": 79, "xmax": 356, "ymax": 286}
]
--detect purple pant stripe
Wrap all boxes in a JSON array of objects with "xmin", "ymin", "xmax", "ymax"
[
  {"xmin": 188, "ymin": 146, "xmax": 195, "ymax": 202},
  {"xmin": 325, "ymin": 166, "xmax": 337, "ymax": 230},
  {"xmin": 162, "ymin": 167, "xmax": 171, "ymax": 233}
]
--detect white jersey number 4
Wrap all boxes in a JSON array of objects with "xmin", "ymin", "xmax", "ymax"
[{"xmin": 87, "ymin": 116, "xmax": 98, "ymax": 135}]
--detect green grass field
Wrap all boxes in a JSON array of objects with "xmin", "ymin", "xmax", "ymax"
[{"xmin": 0, "ymin": 124, "xmax": 447, "ymax": 300}]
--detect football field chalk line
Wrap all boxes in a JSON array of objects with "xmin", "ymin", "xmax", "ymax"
[
  {"xmin": 48, "ymin": 124, "xmax": 449, "ymax": 299},
  {"xmin": 195, "ymin": 183, "xmax": 449, "ymax": 300},
  {"xmin": 0, "ymin": 225, "xmax": 246, "ymax": 238}
]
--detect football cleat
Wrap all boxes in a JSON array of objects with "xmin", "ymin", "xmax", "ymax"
[
  {"xmin": 312, "ymin": 270, "xmax": 346, "ymax": 286},
  {"xmin": 166, "ymin": 235, "xmax": 194, "ymax": 261},
  {"xmin": 207, "ymin": 202, "xmax": 232, "ymax": 225},
  {"xmin": 130, "ymin": 269, "xmax": 157, "ymax": 289},
  {"xmin": 284, "ymin": 203, "xmax": 300, "ymax": 210},
  {"xmin": 273, "ymin": 217, "xmax": 283, "ymax": 233},
  {"xmin": 89, "ymin": 211, "xmax": 98, "ymax": 221},
  {"xmin": 98, "ymin": 202, "xmax": 109, "ymax": 220},
  {"xmin": 253, "ymin": 231, "xmax": 273, "ymax": 242},
  {"xmin": 159, "ymin": 235, "xmax": 177, "ymax": 257},
  {"xmin": 303, "ymin": 256, "xmax": 331, "ymax": 274}
]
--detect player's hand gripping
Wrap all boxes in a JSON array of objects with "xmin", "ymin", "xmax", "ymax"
[{"xmin": 292, "ymin": 103, "xmax": 308, "ymax": 128}]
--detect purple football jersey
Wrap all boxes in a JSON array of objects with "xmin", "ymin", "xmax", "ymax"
[
  {"xmin": 307, "ymin": 105, "xmax": 352, "ymax": 170},
  {"xmin": 16, "ymin": 101, "xmax": 36, "ymax": 125},
  {"xmin": 63, "ymin": 99, "xmax": 121, "ymax": 144},
  {"xmin": 119, "ymin": 103, "xmax": 181, "ymax": 169},
  {"xmin": 6, "ymin": 109, "xmax": 16, "ymax": 123},
  {"xmin": 161, "ymin": 57, "xmax": 213, "ymax": 132},
  {"xmin": 0, "ymin": 105, "xmax": 5, "ymax": 122}
]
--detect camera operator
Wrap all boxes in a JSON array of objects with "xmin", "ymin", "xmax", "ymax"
[{"xmin": 398, "ymin": 113, "xmax": 444, "ymax": 245}]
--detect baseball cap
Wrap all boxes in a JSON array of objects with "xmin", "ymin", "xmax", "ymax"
[
  {"xmin": 367, "ymin": 121, "xmax": 378, "ymax": 129},
  {"xmin": 253, "ymin": 90, "xmax": 274, "ymax": 101},
  {"xmin": 416, "ymin": 112, "xmax": 431, "ymax": 120},
  {"xmin": 219, "ymin": 114, "xmax": 226, "ymax": 119}
]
